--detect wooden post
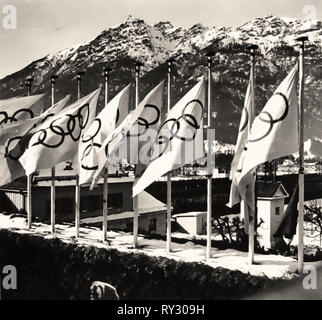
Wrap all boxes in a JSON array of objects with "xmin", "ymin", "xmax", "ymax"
[
  {"xmin": 75, "ymin": 71, "xmax": 84, "ymax": 238},
  {"xmin": 296, "ymin": 36, "xmax": 308, "ymax": 274},
  {"xmin": 133, "ymin": 61, "xmax": 143, "ymax": 248},
  {"xmin": 205, "ymin": 52, "xmax": 215, "ymax": 260},
  {"xmin": 103, "ymin": 67, "xmax": 111, "ymax": 241},
  {"xmin": 247, "ymin": 44, "xmax": 258, "ymax": 265},
  {"xmin": 26, "ymin": 77, "xmax": 33, "ymax": 229},
  {"xmin": 50, "ymin": 75, "xmax": 58, "ymax": 234},
  {"xmin": 166, "ymin": 58, "xmax": 174, "ymax": 253}
]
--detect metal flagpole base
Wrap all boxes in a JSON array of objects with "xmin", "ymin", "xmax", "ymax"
[
  {"xmin": 75, "ymin": 174, "xmax": 80, "ymax": 238},
  {"xmin": 297, "ymin": 172, "xmax": 304, "ymax": 274},
  {"xmin": 133, "ymin": 193, "xmax": 139, "ymax": 248},
  {"xmin": 50, "ymin": 167, "xmax": 56, "ymax": 234},
  {"xmin": 206, "ymin": 176, "xmax": 212, "ymax": 260},
  {"xmin": 103, "ymin": 168, "xmax": 108, "ymax": 242},
  {"xmin": 166, "ymin": 173, "xmax": 172, "ymax": 253},
  {"xmin": 27, "ymin": 174, "xmax": 32, "ymax": 229},
  {"xmin": 248, "ymin": 215, "xmax": 255, "ymax": 265}
]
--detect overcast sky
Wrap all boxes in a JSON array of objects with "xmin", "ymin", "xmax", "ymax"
[{"xmin": 0, "ymin": 0, "xmax": 321, "ymax": 79}]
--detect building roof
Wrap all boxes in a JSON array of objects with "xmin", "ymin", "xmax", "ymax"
[
  {"xmin": 308, "ymin": 161, "xmax": 322, "ymax": 166},
  {"xmin": 257, "ymin": 181, "xmax": 289, "ymax": 200},
  {"xmin": 137, "ymin": 190, "xmax": 167, "ymax": 213},
  {"xmin": 80, "ymin": 191, "xmax": 167, "ymax": 224},
  {"xmin": 2, "ymin": 162, "xmax": 134, "ymax": 189},
  {"xmin": 173, "ymin": 211, "xmax": 207, "ymax": 218}
]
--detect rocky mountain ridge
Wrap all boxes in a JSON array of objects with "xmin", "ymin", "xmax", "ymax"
[{"xmin": 0, "ymin": 15, "xmax": 321, "ymax": 154}]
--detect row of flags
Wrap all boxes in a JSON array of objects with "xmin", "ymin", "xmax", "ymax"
[
  {"xmin": 0, "ymin": 77, "xmax": 205, "ymax": 194},
  {"xmin": 0, "ymin": 61, "xmax": 305, "ymax": 256}
]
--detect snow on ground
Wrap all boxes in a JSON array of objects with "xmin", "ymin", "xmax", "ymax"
[{"xmin": 0, "ymin": 212, "xmax": 317, "ymax": 280}]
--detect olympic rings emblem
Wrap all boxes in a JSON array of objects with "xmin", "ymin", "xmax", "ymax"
[
  {"xmin": 149, "ymin": 99, "xmax": 203, "ymax": 161},
  {"xmin": 32, "ymin": 103, "xmax": 90, "ymax": 149},
  {"xmin": 0, "ymin": 109, "xmax": 34, "ymax": 126},
  {"xmin": 128, "ymin": 104, "xmax": 161, "ymax": 137},
  {"xmin": 39, "ymin": 112, "xmax": 56, "ymax": 125},
  {"xmin": 80, "ymin": 118, "xmax": 102, "ymax": 171},
  {"xmin": 248, "ymin": 92, "xmax": 289, "ymax": 143}
]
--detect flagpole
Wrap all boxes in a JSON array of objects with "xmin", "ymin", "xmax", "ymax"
[
  {"xmin": 206, "ymin": 52, "xmax": 215, "ymax": 260},
  {"xmin": 166, "ymin": 58, "xmax": 174, "ymax": 253},
  {"xmin": 50, "ymin": 75, "xmax": 58, "ymax": 234},
  {"xmin": 26, "ymin": 77, "xmax": 33, "ymax": 229},
  {"xmin": 77, "ymin": 71, "xmax": 85, "ymax": 101},
  {"xmin": 103, "ymin": 66, "xmax": 112, "ymax": 242},
  {"xmin": 296, "ymin": 36, "xmax": 308, "ymax": 274},
  {"xmin": 75, "ymin": 71, "xmax": 84, "ymax": 238},
  {"xmin": 133, "ymin": 61, "xmax": 143, "ymax": 248},
  {"xmin": 247, "ymin": 44, "xmax": 258, "ymax": 265}
]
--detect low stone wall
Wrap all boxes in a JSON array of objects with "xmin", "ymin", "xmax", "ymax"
[{"xmin": 0, "ymin": 229, "xmax": 274, "ymax": 300}]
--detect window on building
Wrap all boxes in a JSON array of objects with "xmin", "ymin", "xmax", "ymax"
[
  {"xmin": 80, "ymin": 193, "xmax": 123, "ymax": 213},
  {"xmin": 108, "ymin": 193, "xmax": 123, "ymax": 209},
  {"xmin": 275, "ymin": 207, "xmax": 280, "ymax": 216},
  {"xmin": 149, "ymin": 218, "xmax": 157, "ymax": 233},
  {"xmin": 55, "ymin": 197, "xmax": 75, "ymax": 216},
  {"xmin": 50, "ymin": 192, "xmax": 123, "ymax": 217},
  {"xmin": 81, "ymin": 195, "xmax": 102, "ymax": 213}
]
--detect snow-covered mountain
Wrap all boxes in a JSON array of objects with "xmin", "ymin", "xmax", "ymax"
[{"xmin": 0, "ymin": 15, "xmax": 321, "ymax": 151}]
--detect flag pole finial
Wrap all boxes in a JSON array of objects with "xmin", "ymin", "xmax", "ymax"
[
  {"xmin": 103, "ymin": 66, "xmax": 112, "ymax": 106},
  {"xmin": 205, "ymin": 51, "xmax": 216, "ymax": 57},
  {"xmin": 247, "ymin": 44, "xmax": 259, "ymax": 50},
  {"xmin": 296, "ymin": 36, "xmax": 309, "ymax": 54},
  {"xmin": 167, "ymin": 57, "xmax": 175, "ymax": 64},
  {"xmin": 77, "ymin": 71, "xmax": 85, "ymax": 79},
  {"xmin": 296, "ymin": 36, "xmax": 309, "ymax": 43},
  {"xmin": 206, "ymin": 52, "xmax": 215, "ymax": 69},
  {"xmin": 103, "ymin": 66, "xmax": 112, "ymax": 77},
  {"xmin": 167, "ymin": 58, "xmax": 175, "ymax": 87},
  {"xmin": 167, "ymin": 58, "xmax": 175, "ymax": 72},
  {"xmin": 247, "ymin": 44, "xmax": 259, "ymax": 56},
  {"xmin": 51, "ymin": 75, "xmax": 58, "ymax": 84},
  {"xmin": 76, "ymin": 71, "xmax": 85, "ymax": 100},
  {"xmin": 50, "ymin": 75, "xmax": 58, "ymax": 103},
  {"xmin": 25, "ymin": 77, "xmax": 34, "ymax": 96},
  {"xmin": 135, "ymin": 61, "xmax": 144, "ymax": 72}
]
